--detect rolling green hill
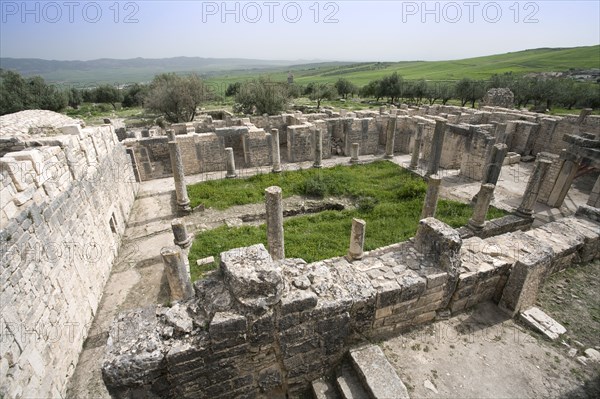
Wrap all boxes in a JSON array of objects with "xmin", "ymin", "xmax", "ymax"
[
  {"xmin": 2, "ymin": 45, "xmax": 598, "ymax": 87},
  {"xmin": 212, "ymin": 45, "xmax": 600, "ymax": 87}
]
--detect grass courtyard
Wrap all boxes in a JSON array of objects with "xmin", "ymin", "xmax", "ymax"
[{"xmin": 186, "ymin": 161, "xmax": 506, "ymax": 281}]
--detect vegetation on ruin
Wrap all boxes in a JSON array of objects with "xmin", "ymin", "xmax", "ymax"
[{"xmin": 187, "ymin": 161, "xmax": 507, "ymax": 280}]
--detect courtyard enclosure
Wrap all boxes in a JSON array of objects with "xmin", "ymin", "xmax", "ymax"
[{"xmin": 1, "ymin": 102, "xmax": 599, "ymax": 398}]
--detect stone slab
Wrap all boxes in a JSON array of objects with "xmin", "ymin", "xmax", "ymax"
[
  {"xmin": 520, "ymin": 306, "xmax": 566, "ymax": 340},
  {"xmin": 349, "ymin": 345, "xmax": 409, "ymax": 399}
]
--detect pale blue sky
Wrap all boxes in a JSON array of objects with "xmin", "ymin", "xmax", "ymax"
[{"xmin": 1, "ymin": 0, "xmax": 598, "ymax": 61}]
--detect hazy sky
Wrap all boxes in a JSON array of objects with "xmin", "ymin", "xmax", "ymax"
[{"xmin": 1, "ymin": 0, "xmax": 598, "ymax": 61}]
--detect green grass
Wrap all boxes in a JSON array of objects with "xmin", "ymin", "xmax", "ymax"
[{"xmin": 187, "ymin": 161, "xmax": 506, "ymax": 280}]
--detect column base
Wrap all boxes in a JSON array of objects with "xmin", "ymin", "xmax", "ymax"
[
  {"xmin": 350, "ymin": 159, "xmax": 359, "ymax": 164},
  {"xmin": 384, "ymin": 154, "xmax": 394, "ymax": 159},
  {"xmin": 174, "ymin": 235, "xmax": 193, "ymax": 249},
  {"xmin": 312, "ymin": 164, "xmax": 322, "ymax": 169},
  {"xmin": 345, "ymin": 252, "xmax": 364, "ymax": 262},
  {"xmin": 272, "ymin": 167, "xmax": 282, "ymax": 173},
  {"xmin": 467, "ymin": 220, "xmax": 484, "ymax": 231},
  {"xmin": 514, "ymin": 209, "xmax": 534, "ymax": 219},
  {"xmin": 226, "ymin": 172, "xmax": 237, "ymax": 179}
]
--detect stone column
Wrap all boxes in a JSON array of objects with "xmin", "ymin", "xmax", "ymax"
[
  {"xmin": 421, "ymin": 174, "xmax": 442, "ymax": 219},
  {"xmin": 384, "ymin": 116, "xmax": 397, "ymax": 159},
  {"xmin": 516, "ymin": 157, "xmax": 552, "ymax": 218},
  {"xmin": 271, "ymin": 128, "xmax": 282, "ymax": 173},
  {"xmin": 483, "ymin": 143, "xmax": 508, "ymax": 186},
  {"xmin": 168, "ymin": 141, "xmax": 191, "ymax": 213},
  {"xmin": 161, "ymin": 246, "xmax": 194, "ymax": 301},
  {"xmin": 494, "ymin": 123, "xmax": 508, "ymax": 144},
  {"xmin": 265, "ymin": 186, "xmax": 285, "ymax": 260},
  {"xmin": 167, "ymin": 129, "xmax": 176, "ymax": 141},
  {"xmin": 225, "ymin": 147, "xmax": 237, "ymax": 178},
  {"xmin": 547, "ymin": 158, "xmax": 578, "ymax": 208},
  {"xmin": 427, "ymin": 120, "xmax": 447, "ymax": 176},
  {"xmin": 468, "ymin": 184, "xmax": 495, "ymax": 231},
  {"xmin": 347, "ymin": 218, "xmax": 366, "ymax": 260},
  {"xmin": 577, "ymin": 108, "xmax": 593, "ymax": 125},
  {"xmin": 409, "ymin": 123, "xmax": 424, "ymax": 170},
  {"xmin": 350, "ymin": 142, "xmax": 359, "ymax": 164},
  {"xmin": 313, "ymin": 129, "xmax": 323, "ymax": 168},
  {"xmin": 171, "ymin": 219, "xmax": 192, "ymax": 249},
  {"xmin": 379, "ymin": 106, "xmax": 386, "ymax": 115}
]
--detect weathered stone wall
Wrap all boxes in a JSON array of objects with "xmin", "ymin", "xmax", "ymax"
[
  {"xmin": 0, "ymin": 123, "xmax": 138, "ymax": 398},
  {"xmin": 102, "ymin": 214, "xmax": 600, "ymax": 398},
  {"xmin": 344, "ymin": 118, "xmax": 379, "ymax": 156},
  {"xmin": 286, "ymin": 123, "xmax": 332, "ymax": 163},
  {"xmin": 460, "ymin": 127, "xmax": 496, "ymax": 181},
  {"xmin": 243, "ymin": 129, "xmax": 272, "ymax": 167},
  {"xmin": 536, "ymin": 152, "xmax": 562, "ymax": 204}
]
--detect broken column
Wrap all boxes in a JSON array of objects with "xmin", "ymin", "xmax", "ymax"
[
  {"xmin": 427, "ymin": 120, "xmax": 447, "ymax": 176},
  {"xmin": 421, "ymin": 174, "xmax": 442, "ymax": 219},
  {"xmin": 468, "ymin": 184, "xmax": 495, "ymax": 231},
  {"xmin": 546, "ymin": 155, "xmax": 578, "ymax": 208},
  {"xmin": 347, "ymin": 218, "xmax": 366, "ymax": 261},
  {"xmin": 225, "ymin": 147, "xmax": 237, "ymax": 178},
  {"xmin": 160, "ymin": 246, "xmax": 194, "ymax": 301},
  {"xmin": 384, "ymin": 116, "xmax": 397, "ymax": 159},
  {"xmin": 483, "ymin": 143, "xmax": 508, "ymax": 186},
  {"xmin": 409, "ymin": 123, "xmax": 424, "ymax": 170},
  {"xmin": 265, "ymin": 186, "xmax": 284, "ymax": 260},
  {"xmin": 168, "ymin": 140, "xmax": 191, "ymax": 213},
  {"xmin": 577, "ymin": 108, "xmax": 593, "ymax": 125},
  {"xmin": 313, "ymin": 129, "xmax": 323, "ymax": 168},
  {"xmin": 350, "ymin": 142, "xmax": 359, "ymax": 163},
  {"xmin": 171, "ymin": 219, "xmax": 192, "ymax": 249},
  {"xmin": 494, "ymin": 123, "xmax": 508, "ymax": 144},
  {"xmin": 516, "ymin": 157, "xmax": 553, "ymax": 218},
  {"xmin": 271, "ymin": 128, "xmax": 282, "ymax": 173}
]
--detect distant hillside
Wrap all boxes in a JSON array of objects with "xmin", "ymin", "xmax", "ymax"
[
  {"xmin": 280, "ymin": 45, "xmax": 600, "ymax": 86},
  {"xmin": 1, "ymin": 45, "xmax": 598, "ymax": 87},
  {"xmin": 0, "ymin": 56, "xmax": 310, "ymax": 86}
]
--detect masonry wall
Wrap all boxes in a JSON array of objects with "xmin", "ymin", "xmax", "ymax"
[
  {"xmin": 102, "ymin": 214, "xmax": 600, "ymax": 398},
  {"xmin": 460, "ymin": 127, "xmax": 496, "ymax": 181},
  {"xmin": 0, "ymin": 124, "xmax": 138, "ymax": 398}
]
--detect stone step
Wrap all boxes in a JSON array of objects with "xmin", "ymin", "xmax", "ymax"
[
  {"xmin": 349, "ymin": 345, "xmax": 410, "ymax": 399},
  {"xmin": 312, "ymin": 377, "xmax": 340, "ymax": 399},
  {"xmin": 336, "ymin": 363, "xmax": 369, "ymax": 399}
]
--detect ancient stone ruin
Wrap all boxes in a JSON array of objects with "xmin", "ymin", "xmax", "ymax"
[{"xmin": 1, "ymin": 104, "xmax": 599, "ymax": 398}]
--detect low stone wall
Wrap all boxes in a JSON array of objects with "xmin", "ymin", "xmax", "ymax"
[
  {"xmin": 102, "ymin": 214, "xmax": 600, "ymax": 398},
  {"xmin": 0, "ymin": 124, "xmax": 138, "ymax": 398}
]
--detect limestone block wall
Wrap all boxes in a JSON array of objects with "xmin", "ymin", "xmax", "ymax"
[
  {"xmin": 102, "ymin": 214, "xmax": 600, "ymax": 398},
  {"xmin": 344, "ymin": 118, "xmax": 379, "ymax": 156},
  {"xmin": 286, "ymin": 123, "xmax": 332, "ymax": 163},
  {"xmin": 0, "ymin": 124, "xmax": 138, "ymax": 398},
  {"xmin": 506, "ymin": 120, "xmax": 541, "ymax": 156},
  {"xmin": 460, "ymin": 128, "xmax": 496, "ymax": 181},
  {"xmin": 124, "ymin": 133, "xmax": 225, "ymax": 181},
  {"xmin": 242, "ymin": 129, "xmax": 272, "ymax": 167}
]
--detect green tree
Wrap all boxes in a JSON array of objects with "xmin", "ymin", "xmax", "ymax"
[
  {"xmin": 234, "ymin": 77, "xmax": 289, "ymax": 115},
  {"xmin": 145, "ymin": 73, "xmax": 210, "ymax": 122},
  {"xmin": 67, "ymin": 88, "xmax": 83, "ymax": 109},
  {"xmin": 455, "ymin": 78, "xmax": 485, "ymax": 107},
  {"xmin": 334, "ymin": 78, "xmax": 357, "ymax": 99},
  {"xmin": 360, "ymin": 80, "xmax": 383, "ymax": 102},
  {"xmin": 225, "ymin": 82, "xmax": 241, "ymax": 97},
  {"xmin": 0, "ymin": 70, "xmax": 67, "ymax": 115},
  {"xmin": 304, "ymin": 82, "xmax": 336, "ymax": 109},
  {"xmin": 94, "ymin": 84, "xmax": 122, "ymax": 110},
  {"xmin": 379, "ymin": 72, "xmax": 403, "ymax": 103},
  {"xmin": 122, "ymin": 83, "xmax": 148, "ymax": 108}
]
